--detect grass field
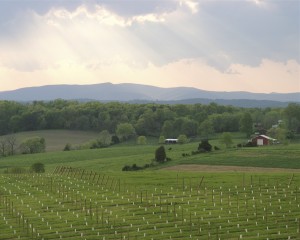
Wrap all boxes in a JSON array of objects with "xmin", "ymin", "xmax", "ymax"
[
  {"xmin": 0, "ymin": 130, "xmax": 99, "ymax": 152},
  {"xmin": 0, "ymin": 132, "xmax": 300, "ymax": 239},
  {"xmin": 1, "ymin": 141, "xmax": 300, "ymax": 173}
]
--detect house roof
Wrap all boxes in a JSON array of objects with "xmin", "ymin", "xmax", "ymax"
[{"xmin": 254, "ymin": 135, "xmax": 276, "ymax": 141}]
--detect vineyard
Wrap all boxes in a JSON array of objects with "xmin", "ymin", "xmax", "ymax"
[{"xmin": 1, "ymin": 166, "xmax": 299, "ymax": 239}]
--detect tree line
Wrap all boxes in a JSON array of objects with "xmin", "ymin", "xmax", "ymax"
[{"xmin": 0, "ymin": 100, "xmax": 299, "ymax": 141}]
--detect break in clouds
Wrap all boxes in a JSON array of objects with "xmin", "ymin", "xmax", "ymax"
[{"xmin": 0, "ymin": 0, "xmax": 299, "ymax": 93}]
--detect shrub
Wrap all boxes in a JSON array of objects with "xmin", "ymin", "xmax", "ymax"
[
  {"xmin": 182, "ymin": 153, "xmax": 190, "ymax": 157},
  {"xmin": 143, "ymin": 163, "xmax": 150, "ymax": 168},
  {"xmin": 122, "ymin": 165, "xmax": 131, "ymax": 171},
  {"xmin": 198, "ymin": 140, "xmax": 212, "ymax": 152},
  {"xmin": 122, "ymin": 163, "xmax": 145, "ymax": 171},
  {"xmin": 214, "ymin": 146, "xmax": 220, "ymax": 150},
  {"xmin": 111, "ymin": 135, "xmax": 120, "ymax": 144},
  {"xmin": 30, "ymin": 162, "xmax": 45, "ymax": 173},
  {"xmin": 155, "ymin": 146, "xmax": 166, "ymax": 163},
  {"xmin": 122, "ymin": 162, "xmax": 155, "ymax": 171},
  {"xmin": 243, "ymin": 141, "xmax": 257, "ymax": 147},
  {"xmin": 63, "ymin": 143, "xmax": 71, "ymax": 151}
]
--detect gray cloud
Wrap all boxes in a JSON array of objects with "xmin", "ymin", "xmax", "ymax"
[{"xmin": 0, "ymin": 0, "xmax": 298, "ymax": 72}]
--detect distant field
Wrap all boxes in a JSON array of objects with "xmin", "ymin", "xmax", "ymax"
[{"xmin": 0, "ymin": 130, "xmax": 99, "ymax": 152}]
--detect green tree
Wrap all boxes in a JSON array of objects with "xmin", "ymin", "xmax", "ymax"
[
  {"xmin": 276, "ymin": 127, "xmax": 288, "ymax": 144},
  {"xmin": 268, "ymin": 125, "xmax": 288, "ymax": 144},
  {"xmin": 181, "ymin": 118, "xmax": 198, "ymax": 137},
  {"xmin": 6, "ymin": 135, "xmax": 17, "ymax": 155},
  {"xmin": 158, "ymin": 136, "xmax": 165, "ymax": 144},
  {"xmin": 177, "ymin": 134, "xmax": 188, "ymax": 144},
  {"xmin": 116, "ymin": 123, "xmax": 136, "ymax": 141},
  {"xmin": 31, "ymin": 162, "xmax": 45, "ymax": 173},
  {"xmin": 220, "ymin": 132, "xmax": 233, "ymax": 148},
  {"xmin": 137, "ymin": 136, "xmax": 147, "ymax": 145},
  {"xmin": 284, "ymin": 103, "xmax": 300, "ymax": 133},
  {"xmin": 198, "ymin": 119, "xmax": 214, "ymax": 139},
  {"xmin": 240, "ymin": 112, "xmax": 253, "ymax": 137},
  {"xmin": 161, "ymin": 120, "xmax": 174, "ymax": 138},
  {"xmin": 155, "ymin": 146, "xmax": 166, "ymax": 163},
  {"xmin": 263, "ymin": 110, "xmax": 281, "ymax": 129},
  {"xmin": 0, "ymin": 139, "xmax": 7, "ymax": 156},
  {"xmin": 198, "ymin": 140, "xmax": 212, "ymax": 152},
  {"xmin": 98, "ymin": 130, "xmax": 112, "ymax": 146},
  {"xmin": 135, "ymin": 109, "xmax": 159, "ymax": 136},
  {"xmin": 20, "ymin": 137, "xmax": 46, "ymax": 154}
]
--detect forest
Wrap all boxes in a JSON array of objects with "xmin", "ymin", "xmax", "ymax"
[{"xmin": 0, "ymin": 100, "xmax": 299, "ymax": 140}]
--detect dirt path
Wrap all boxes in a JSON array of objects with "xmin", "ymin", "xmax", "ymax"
[{"xmin": 163, "ymin": 164, "xmax": 300, "ymax": 173}]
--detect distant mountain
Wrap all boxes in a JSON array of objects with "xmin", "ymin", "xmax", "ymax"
[{"xmin": 0, "ymin": 83, "xmax": 299, "ymax": 107}]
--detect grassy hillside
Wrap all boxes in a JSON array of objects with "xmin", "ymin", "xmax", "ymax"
[
  {"xmin": 0, "ymin": 130, "xmax": 99, "ymax": 152},
  {"xmin": 0, "ymin": 141, "xmax": 299, "ymax": 173}
]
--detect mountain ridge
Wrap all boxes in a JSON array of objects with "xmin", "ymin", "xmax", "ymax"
[{"xmin": 0, "ymin": 83, "xmax": 299, "ymax": 105}]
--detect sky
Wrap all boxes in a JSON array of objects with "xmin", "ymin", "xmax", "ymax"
[{"xmin": 0, "ymin": 0, "xmax": 299, "ymax": 93}]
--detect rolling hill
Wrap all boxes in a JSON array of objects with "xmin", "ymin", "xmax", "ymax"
[{"xmin": 0, "ymin": 83, "xmax": 299, "ymax": 106}]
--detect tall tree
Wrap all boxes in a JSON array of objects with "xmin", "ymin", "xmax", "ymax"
[
  {"xmin": 0, "ymin": 139, "xmax": 7, "ymax": 156},
  {"xmin": 97, "ymin": 130, "xmax": 112, "ymax": 147},
  {"xmin": 161, "ymin": 120, "xmax": 174, "ymax": 138},
  {"xmin": 220, "ymin": 132, "xmax": 233, "ymax": 148},
  {"xmin": 240, "ymin": 112, "xmax": 253, "ymax": 137},
  {"xmin": 116, "ymin": 123, "xmax": 136, "ymax": 141},
  {"xmin": 284, "ymin": 103, "xmax": 300, "ymax": 133},
  {"xmin": 155, "ymin": 146, "xmax": 166, "ymax": 163},
  {"xmin": 198, "ymin": 119, "xmax": 214, "ymax": 139},
  {"xmin": 6, "ymin": 135, "xmax": 17, "ymax": 155}
]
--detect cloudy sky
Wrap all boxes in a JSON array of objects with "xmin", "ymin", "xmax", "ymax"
[{"xmin": 0, "ymin": 0, "xmax": 299, "ymax": 93}]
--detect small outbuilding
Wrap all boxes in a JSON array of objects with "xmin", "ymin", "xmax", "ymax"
[
  {"xmin": 251, "ymin": 135, "xmax": 277, "ymax": 146},
  {"xmin": 164, "ymin": 139, "xmax": 178, "ymax": 144}
]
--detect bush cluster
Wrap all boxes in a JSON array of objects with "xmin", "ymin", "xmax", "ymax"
[
  {"xmin": 198, "ymin": 140, "xmax": 212, "ymax": 152},
  {"xmin": 122, "ymin": 163, "xmax": 153, "ymax": 171},
  {"xmin": 237, "ymin": 142, "xmax": 257, "ymax": 148},
  {"xmin": 122, "ymin": 145, "xmax": 171, "ymax": 171}
]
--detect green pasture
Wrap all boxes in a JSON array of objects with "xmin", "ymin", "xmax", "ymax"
[
  {"xmin": 0, "ymin": 130, "xmax": 99, "ymax": 152},
  {"xmin": 1, "ymin": 131, "xmax": 300, "ymax": 239},
  {"xmin": 0, "ymin": 141, "xmax": 300, "ymax": 173}
]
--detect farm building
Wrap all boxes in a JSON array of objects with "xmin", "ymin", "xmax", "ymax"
[
  {"xmin": 165, "ymin": 138, "xmax": 178, "ymax": 144},
  {"xmin": 251, "ymin": 135, "xmax": 277, "ymax": 146}
]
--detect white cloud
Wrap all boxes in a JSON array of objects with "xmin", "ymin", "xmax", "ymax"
[
  {"xmin": 46, "ymin": 5, "xmax": 167, "ymax": 27},
  {"xmin": 179, "ymin": 0, "xmax": 199, "ymax": 13}
]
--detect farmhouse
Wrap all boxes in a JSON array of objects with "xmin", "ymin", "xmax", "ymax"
[
  {"xmin": 251, "ymin": 135, "xmax": 277, "ymax": 146},
  {"xmin": 165, "ymin": 138, "xmax": 178, "ymax": 144}
]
